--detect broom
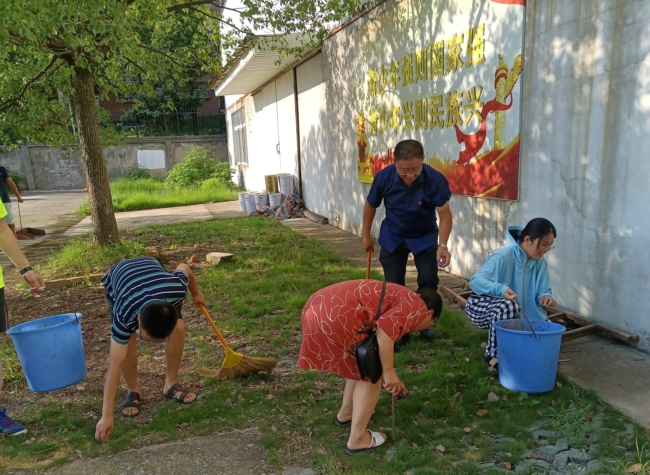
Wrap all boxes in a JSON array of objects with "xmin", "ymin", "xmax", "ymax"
[
  {"xmin": 366, "ymin": 249, "xmax": 372, "ymax": 279},
  {"xmin": 196, "ymin": 304, "xmax": 278, "ymax": 380}
]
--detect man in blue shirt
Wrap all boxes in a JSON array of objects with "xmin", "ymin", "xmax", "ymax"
[{"xmin": 363, "ymin": 139, "xmax": 453, "ymax": 348}]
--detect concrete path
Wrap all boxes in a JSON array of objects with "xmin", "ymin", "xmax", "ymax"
[
  {"xmin": 9, "ymin": 430, "xmax": 270, "ymax": 475},
  {"xmin": 0, "ymin": 191, "xmax": 87, "ymax": 267},
  {"xmin": 282, "ymin": 218, "xmax": 650, "ymax": 429},
  {"xmin": 65, "ymin": 201, "xmax": 244, "ymax": 236}
]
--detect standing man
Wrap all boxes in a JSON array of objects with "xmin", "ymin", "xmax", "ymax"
[
  {"xmin": 0, "ymin": 202, "xmax": 45, "ymax": 436},
  {"xmin": 362, "ymin": 139, "xmax": 453, "ymax": 349},
  {"xmin": 0, "ymin": 167, "xmax": 23, "ymax": 237}
]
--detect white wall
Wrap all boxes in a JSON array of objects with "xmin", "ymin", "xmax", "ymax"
[
  {"xmin": 226, "ymin": 0, "xmax": 650, "ymax": 351},
  {"xmin": 314, "ymin": 0, "xmax": 650, "ymax": 351},
  {"xmin": 297, "ymin": 54, "xmax": 329, "ymax": 215}
]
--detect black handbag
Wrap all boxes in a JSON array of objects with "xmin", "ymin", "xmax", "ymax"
[{"xmin": 354, "ymin": 281, "xmax": 387, "ymax": 384}]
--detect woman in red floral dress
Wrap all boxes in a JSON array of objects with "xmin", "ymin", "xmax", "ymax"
[{"xmin": 298, "ymin": 279, "xmax": 442, "ymax": 455}]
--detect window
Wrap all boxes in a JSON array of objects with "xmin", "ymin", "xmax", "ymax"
[
  {"xmin": 195, "ymin": 82, "xmax": 211, "ymax": 99},
  {"xmin": 231, "ymin": 108, "xmax": 248, "ymax": 165},
  {"xmin": 137, "ymin": 150, "xmax": 166, "ymax": 169}
]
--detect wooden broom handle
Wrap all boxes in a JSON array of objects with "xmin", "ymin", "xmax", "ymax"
[
  {"xmin": 198, "ymin": 304, "xmax": 231, "ymax": 350},
  {"xmin": 366, "ymin": 250, "xmax": 372, "ymax": 279}
]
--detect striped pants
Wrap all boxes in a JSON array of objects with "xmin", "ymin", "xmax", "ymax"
[{"xmin": 465, "ymin": 293, "xmax": 520, "ymax": 358}]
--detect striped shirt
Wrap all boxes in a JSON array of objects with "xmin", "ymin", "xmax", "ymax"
[{"xmin": 102, "ymin": 257, "xmax": 189, "ymax": 344}]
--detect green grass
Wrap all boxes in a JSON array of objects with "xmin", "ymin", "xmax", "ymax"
[
  {"xmin": 39, "ymin": 238, "xmax": 147, "ymax": 278},
  {"xmin": 76, "ymin": 177, "xmax": 239, "ymax": 215},
  {"xmin": 2, "ymin": 217, "xmax": 648, "ymax": 474}
]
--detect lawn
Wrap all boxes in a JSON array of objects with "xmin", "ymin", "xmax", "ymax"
[
  {"xmin": 1, "ymin": 217, "xmax": 648, "ymax": 474},
  {"xmin": 76, "ymin": 177, "xmax": 239, "ymax": 215}
]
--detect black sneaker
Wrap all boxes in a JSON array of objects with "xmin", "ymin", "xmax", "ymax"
[
  {"xmin": 418, "ymin": 328, "xmax": 436, "ymax": 341},
  {"xmin": 394, "ymin": 332, "xmax": 411, "ymax": 352}
]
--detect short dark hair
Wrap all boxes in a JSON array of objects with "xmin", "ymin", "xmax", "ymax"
[
  {"xmin": 517, "ymin": 218, "xmax": 557, "ymax": 243},
  {"xmin": 394, "ymin": 139, "xmax": 424, "ymax": 161},
  {"xmin": 415, "ymin": 287, "xmax": 443, "ymax": 319},
  {"xmin": 140, "ymin": 301, "xmax": 178, "ymax": 340}
]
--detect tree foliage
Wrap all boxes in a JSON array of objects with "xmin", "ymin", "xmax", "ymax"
[{"xmin": 0, "ymin": 0, "xmax": 358, "ymax": 244}]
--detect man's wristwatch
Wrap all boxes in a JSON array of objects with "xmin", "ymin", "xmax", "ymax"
[
  {"xmin": 19, "ymin": 266, "xmax": 33, "ymax": 275},
  {"xmin": 438, "ymin": 244, "xmax": 448, "ymax": 250}
]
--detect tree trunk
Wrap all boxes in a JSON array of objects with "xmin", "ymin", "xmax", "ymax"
[{"xmin": 70, "ymin": 67, "xmax": 120, "ymax": 245}]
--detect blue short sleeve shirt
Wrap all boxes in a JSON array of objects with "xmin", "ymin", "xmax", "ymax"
[{"xmin": 367, "ymin": 164, "xmax": 451, "ymax": 255}]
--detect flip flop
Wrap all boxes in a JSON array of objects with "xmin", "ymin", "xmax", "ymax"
[
  {"xmin": 162, "ymin": 383, "xmax": 196, "ymax": 404},
  {"xmin": 345, "ymin": 430, "xmax": 388, "ymax": 455},
  {"xmin": 334, "ymin": 417, "xmax": 351, "ymax": 427},
  {"xmin": 121, "ymin": 392, "xmax": 141, "ymax": 417}
]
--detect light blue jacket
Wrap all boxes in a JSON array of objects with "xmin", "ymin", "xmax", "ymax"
[{"xmin": 469, "ymin": 225, "xmax": 553, "ymax": 321}]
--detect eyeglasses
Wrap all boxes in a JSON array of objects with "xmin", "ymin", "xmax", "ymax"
[
  {"xmin": 396, "ymin": 168, "xmax": 422, "ymax": 177},
  {"xmin": 538, "ymin": 241, "xmax": 555, "ymax": 252}
]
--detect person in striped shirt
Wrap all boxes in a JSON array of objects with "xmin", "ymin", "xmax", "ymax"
[{"xmin": 95, "ymin": 257, "xmax": 205, "ymax": 443}]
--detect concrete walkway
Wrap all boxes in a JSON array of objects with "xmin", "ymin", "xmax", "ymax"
[
  {"xmin": 65, "ymin": 201, "xmax": 244, "ymax": 236},
  {"xmin": 9, "ymin": 430, "xmax": 270, "ymax": 475}
]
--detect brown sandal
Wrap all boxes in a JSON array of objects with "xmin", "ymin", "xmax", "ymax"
[
  {"xmin": 121, "ymin": 392, "xmax": 141, "ymax": 417},
  {"xmin": 162, "ymin": 383, "xmax": 196, "ymax": 404}
]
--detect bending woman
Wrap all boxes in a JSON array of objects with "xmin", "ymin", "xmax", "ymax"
[
  {"xmin": 298, "ymin": 279, "xmax": 442, "ymax": 455},
  {"xmin": 466, "ymin": 218, "xmax": 557, "ymax": 370}
]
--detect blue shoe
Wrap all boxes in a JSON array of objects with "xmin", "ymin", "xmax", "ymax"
[{"xmin": 0, "ymin": 409, "xmax": 27, "ymax": 436}]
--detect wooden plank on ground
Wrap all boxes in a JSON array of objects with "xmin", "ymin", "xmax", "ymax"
[
  {"xmin": 562, "ymin": 324, "xmax": 598, "ymax": 342},
  {"xmin": 44, "ymin": 274, "xmax": 103, "ymax": 288},
  {"xmin": 553, "ymin": 308, "xmax": 639, "ymax": 343},
  {"xmin": 440, "ymin": 286, "xmax": 468, "ymax": 309}
]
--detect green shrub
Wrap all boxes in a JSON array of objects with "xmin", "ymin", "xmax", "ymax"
[
  {"xmin": 200, "ymin": 178, "xmax": 222, "ymax": 189},
  {"xmin": 165, "ymin": 146, "xmax": 233, "ymax": 188},
  {"xmin": 122, "ymin": 165, "xmax": 153, "ymax": 180}
]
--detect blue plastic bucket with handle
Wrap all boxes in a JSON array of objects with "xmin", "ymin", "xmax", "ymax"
[
  {"xmin": 494, "ymin": 319, "xmax": 565, "ymax": 394},
  {"xmin": 7, "ymin": 313, "xmax": 87, "ymax": 392}
]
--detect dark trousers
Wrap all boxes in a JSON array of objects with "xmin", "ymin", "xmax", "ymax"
[{"xmin": 379, "ymin": 243, "xmax": 439, "ymax": 290}]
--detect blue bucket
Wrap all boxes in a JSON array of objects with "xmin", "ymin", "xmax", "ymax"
[
  {"xmin": 7, "ymin": 313, "xmax": 87, "ymax": 392},
  {"xmin": 494, "ymin": 319, "xmax": 565, "ymax": 394}
]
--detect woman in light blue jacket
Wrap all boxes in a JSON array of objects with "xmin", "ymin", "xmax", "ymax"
[{"xmin": 466, "ymin": 218, "xmax": 558, "ymax": 370}]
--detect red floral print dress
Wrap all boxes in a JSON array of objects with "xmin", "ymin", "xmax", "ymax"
[{"xmin": 298, "ymin": 279, "xmax": 429, "ymax": 381}]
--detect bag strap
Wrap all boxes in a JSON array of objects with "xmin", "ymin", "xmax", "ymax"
[{"xmin": 374, "ymin": 281, "xmax": 387, "ymax": 322}]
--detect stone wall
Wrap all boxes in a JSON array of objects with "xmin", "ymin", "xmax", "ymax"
[{"xmin": 0, "ymin": 135, "xmax": 227, "ymax": 190}]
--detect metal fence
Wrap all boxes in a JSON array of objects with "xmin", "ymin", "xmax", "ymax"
[{"xmin": 108, "ymin": 108, "xmax": 226, "ymax": 137}]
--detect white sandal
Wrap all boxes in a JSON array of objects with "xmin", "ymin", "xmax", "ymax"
[{"xmin": 345, "ymin": 429, "xmax": 388, "ymax": 455}]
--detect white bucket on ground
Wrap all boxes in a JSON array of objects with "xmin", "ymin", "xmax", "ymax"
[
  {"xmin": 269, "ymin": 193, "xmax": 283, "ymax": 207},
  {"xmin": 256, "ymin": 193, "xmax": 269, "ymax": 209},
  {"xmin": 278, "ymin": 174, "xmax": 294, "ymax": 196},
  {"xmin": 238, "ymin": 192, "xmax": 247, "ymax": 212},
  {"xmin": 244, "ymin": 193, "xmax": 257, "ymax": 214}
]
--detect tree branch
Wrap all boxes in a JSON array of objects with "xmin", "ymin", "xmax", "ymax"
[
  {"xmin": 0, "ymin": 55, "xmax": 64, "ymax": 113},
  {"xmin": 124, "ymin": 56, "xmax": 147, "ymax": 75},
  {"xmin": 187, "ymin": 6, "xmax": 248, "ymax": 34},
  {"xmin": 136, "ymin": 44, "xmax": 201, "ymax": 71},
  {"xmin": 167, "ymin": 1, "xmax": 218, "ymax": 13}
]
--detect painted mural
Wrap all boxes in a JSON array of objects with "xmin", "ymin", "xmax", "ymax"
[{"xmin": 356, "ymin": 0, "xmax": 526, "ymax": 200}]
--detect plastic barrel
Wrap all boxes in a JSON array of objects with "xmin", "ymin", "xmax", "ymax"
[
  {"xmin": 255, "ymin": 193, "xmax": 269, "ymax": 209},
  {"xmin": 244, "ymin": 193, "xmax": 257, "ymax": 214},
  {"xmin": 7, "ymin": 313, "xmax": 87, "ymax": 393},
  {"xmin": 238, "ymin": 192, "xmax": 247, "ymax": 212},
  {"xmin": 494, "ymin": 319, "xmax": 566, "ymax": 394},
  {"xmin": 269, "ymin": 193, "xmax": 283, "ymax": 207},
  {"xmin": 278, "ymin": 174, "xmax": 294, "ymax": 196}
]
